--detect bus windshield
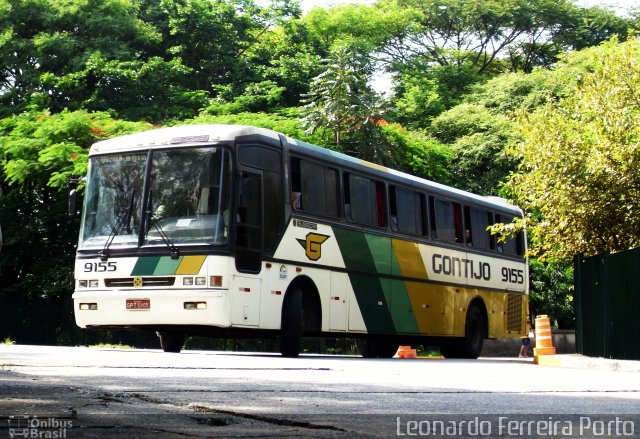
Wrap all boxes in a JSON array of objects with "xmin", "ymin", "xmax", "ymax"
[{"xmin": 78, "ymin": 146, "xmax": 231, "ymax": 250}]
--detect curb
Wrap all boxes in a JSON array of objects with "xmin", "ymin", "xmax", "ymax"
[{"xmin": 535, "ymin": 354, "xmax": 640, "ymax": 373}]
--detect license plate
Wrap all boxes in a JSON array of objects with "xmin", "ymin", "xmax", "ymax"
[{"xmin": 126, "ymin": 299, "xmax": 150, "ymax": 310}]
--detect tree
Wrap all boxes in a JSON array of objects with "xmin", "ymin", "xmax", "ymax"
[
  {"xmin": 301, "ymin": 44, "xmax": 392, "ymax": 164},
  {"xmin": 0, "ymin": 110, "xmax": 150, "ymax": 344},
  {"xmin": 380, "ymin": 0, "xmax": 639, "ymax": 126},
  {"xmin": 506, "ymin": 37, "xmax": 640, "ymax": 260}
]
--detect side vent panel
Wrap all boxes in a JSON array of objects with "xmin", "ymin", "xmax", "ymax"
[{"xmin": 507, "ymin": 294, "xmax": 523, "ymax": 333}]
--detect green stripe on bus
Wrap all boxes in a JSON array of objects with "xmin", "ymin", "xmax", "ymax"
[
  {"xmin": 333, "ymin": 228, "xmax": 395, "ymax": 334},
  {"xmin": 153, "ymin": 256, "xmax": 183, "ymax": 275},
  {"xmin": 389, "ymin": 249, "xmax": 420, "ymax": 334},
  {"xmin": 131, "ymin": 256, "xmax": 161, "ymax": 276},
  {"xmin": 364, "ymin": 234, "xmax": 392, "ymax": 275}
]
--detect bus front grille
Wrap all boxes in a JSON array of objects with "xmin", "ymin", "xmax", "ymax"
[{"xmin": 105, "ymin": 277, "xmax": 176, "ymax": 288}]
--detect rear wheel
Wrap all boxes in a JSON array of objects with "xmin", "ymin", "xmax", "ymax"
[
  {"xmin": 280, "ymin": 287, "xmax": 303, "ymax": 358},
  {"xmin": 440, "ymin": 306, "xmax": 485, "ymax": 359},
  {"xmin": 157, "ymin": 331, "xmax": 185, "ymax": 353}
]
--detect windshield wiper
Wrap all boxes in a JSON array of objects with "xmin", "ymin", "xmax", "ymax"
[
  {"xmin": 98, "ymin": 194, "xmax": 135, "ymax": 261},
  {"xmin": 145, "ymin": 193, "xmax": 179, "ymax": 260}
]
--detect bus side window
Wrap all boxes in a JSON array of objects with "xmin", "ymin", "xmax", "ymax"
[
  {"xmin": 390, "ymin": 186, "xmax": 422, "ymax": 235},
  {"xmin": 290, "ymin": 157, "xmax": 302, "ymax": 209},
  {"xmin": 495, "ymin": 213, "xmax": 524, "ymax": 256},
  {"xmin": 453, "ymin": 202, "xmax": 463, "ymax": 244},
  {"xmin": 344, "ymin": 173, "xmax": 387, "ymax": 228},
  {"xmin": 374, "ymin": 181, "xmax": 386, "ymax": 227},
  {"xmin": 296, "ymin": 159, "xmax": 339, "ymax": 218},
  {"xmin": 430, "ymin": 196, "xmax": 454, "ymax": 242},
  {"xmin": 465, "ymin": 206, "xmax": 493, "ymax": 250}
]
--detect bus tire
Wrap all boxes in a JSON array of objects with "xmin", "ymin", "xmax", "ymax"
[
  {"xmin": 157, "ymin": 331, "xmax": 185, "ymax": 353},
  {"xmin": 440, "ymin": 306, "xmax": 485, "ymax": 359},
  {"xmin": 280, "ymin": 286, "xmax": 303, "ymax": 358},
  {"xmin": 356, "ymin": 337, "xmax": 397, "ymax": 358},
  {"xmin": 462, "ymin": 306, "xmax": 485, "ymax": 359}
]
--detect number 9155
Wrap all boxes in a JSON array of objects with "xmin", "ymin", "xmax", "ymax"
[
  {"xmin": 84, "ymin": 262, "xmax": 117, "ymax": 272},
  {"xmin": 501, "ymin": 267, "xmax": 524, "ymax": 284}
]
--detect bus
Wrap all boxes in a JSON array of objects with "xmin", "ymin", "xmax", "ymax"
[{"xmin": 73, "ymin": 124, "xmax": 528, "ymax": 358}]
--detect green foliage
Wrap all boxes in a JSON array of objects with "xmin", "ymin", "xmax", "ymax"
[
  {"xmin": 205, "ymin": 81, "xmax": 286, "ymax": 115},
  {"xmin": 88, "ymin": 343, "xmax": 134, "ymax": 350},
  {"xmin": 304, "ymin": 2, "xmax": 408, "ymax": 53},
  {"xmin": 378, "ymin": 123, "xmax": 452, "ymax": 183},
  {"xmin": 191, "ymin": 111, "xmax": 326, "ymax": 146},
  {"xmin": 429, "ymin": 104, "xmax": 517, "ymax": 194},
  {"xmin": 507, "ymin": 37, "xmax": 640, "ymax": 260},
  {"xmin": 301, "ymin": 44, "xmax": 403, "ymax": 168},
  {"xmin": 0, "ymin": 110, "xmax": 151, "ymax": 344},
  {"xmin": 0, "ymin": 110, "xmax": 151, "ymax": 189},
  {"xmin": 528, "ymin": 259, "xmax": 574, "ymax": 329},
  {"xmin": 391, "ymin": 67, "xmax": 445, "ymax": 129}
]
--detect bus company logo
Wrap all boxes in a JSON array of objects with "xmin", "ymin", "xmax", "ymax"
[{"xmin": 297, "ymin": 233, "xmax": 330, "ymax": 261}]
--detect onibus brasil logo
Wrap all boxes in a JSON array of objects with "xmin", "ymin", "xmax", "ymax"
[{"xmin": 297, "ymin": 233, "xmax": 330, "ymax": 261}]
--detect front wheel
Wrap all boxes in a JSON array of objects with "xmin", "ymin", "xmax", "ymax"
[
  {"xmin": 157, "ymin": 331, "xmax": 185, "ymax": 353},
  {"xmin": 280, "ymin": 287, "xmax": 303, "ymax": 358}
]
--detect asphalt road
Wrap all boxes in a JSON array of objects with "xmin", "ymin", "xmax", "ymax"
[{"xmin": 1, "ymin": 345, "xmax": 639, "ymax": 438}]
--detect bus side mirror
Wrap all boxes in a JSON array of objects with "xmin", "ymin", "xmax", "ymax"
[
  {"xmin": 68, "ymin": 188, "xmax": 78, "ymax": 216},
  {"xmin": 67, "ymin": 178, "xmax": 82, "ymax": 216}
]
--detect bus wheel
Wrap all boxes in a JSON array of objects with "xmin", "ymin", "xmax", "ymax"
[
  {"xmin": 157, "ymin": 331, "xmax": 185, "ymax": 353},
  {"xmin": 356, "ymin": 337, "xmax": 397, "ymax": 358},
  {"xmin": 462, "ymin": 306, "xmax": 485, "ymax": 358},
  {"xmin": 440, "ymin": 306, "xmax": 485, "ymax": 359},
  {"xmin": 280, "ymin": 287, "xmax": 303, "ymax": 358}
]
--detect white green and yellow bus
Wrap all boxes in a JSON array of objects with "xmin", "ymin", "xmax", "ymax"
[{"xmin": 73, "ymin": 124, "xmax": 527, "ymax": 358}]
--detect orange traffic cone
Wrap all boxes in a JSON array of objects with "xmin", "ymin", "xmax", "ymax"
[
  {"xmin": 394, "ymin": 345, "xmax": 417, "ymax": 359},
  {"xmin": 533, "ymin": 315, "xmax": 556, "ymax": 364}
]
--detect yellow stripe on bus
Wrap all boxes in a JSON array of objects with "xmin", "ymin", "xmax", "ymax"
[
  {"xmin": 392, "ymin": 239, "xmax": 428, "ymax": 279},
  {"xmin": 175, "ymin": 255, "xmax": 207, "ymax": 275}
]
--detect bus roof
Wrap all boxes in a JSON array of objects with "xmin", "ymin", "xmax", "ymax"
[
  {"xmin": 284, "ymin": 135, "xmax": 521, "ymax": 215},
  {"xmin": 89, "ymin": 124, "xmax": 280, "ymax": 155},
  {"xmin": 89, "ymin": 124, "xmax": 521, "ymax": 215}
]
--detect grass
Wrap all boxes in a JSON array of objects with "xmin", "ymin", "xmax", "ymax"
[
  {"xmin": 2, "ymin": 337, "xmax": 15, "ymax": 345},
  {"xmin": 88, "ymin": 343, "xmax": 134, "ymax": 349}
]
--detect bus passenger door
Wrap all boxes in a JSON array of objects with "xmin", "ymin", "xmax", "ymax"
[{"xmin": 235, "ymin": 170, "xmax": 262, "ymax": 273}]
